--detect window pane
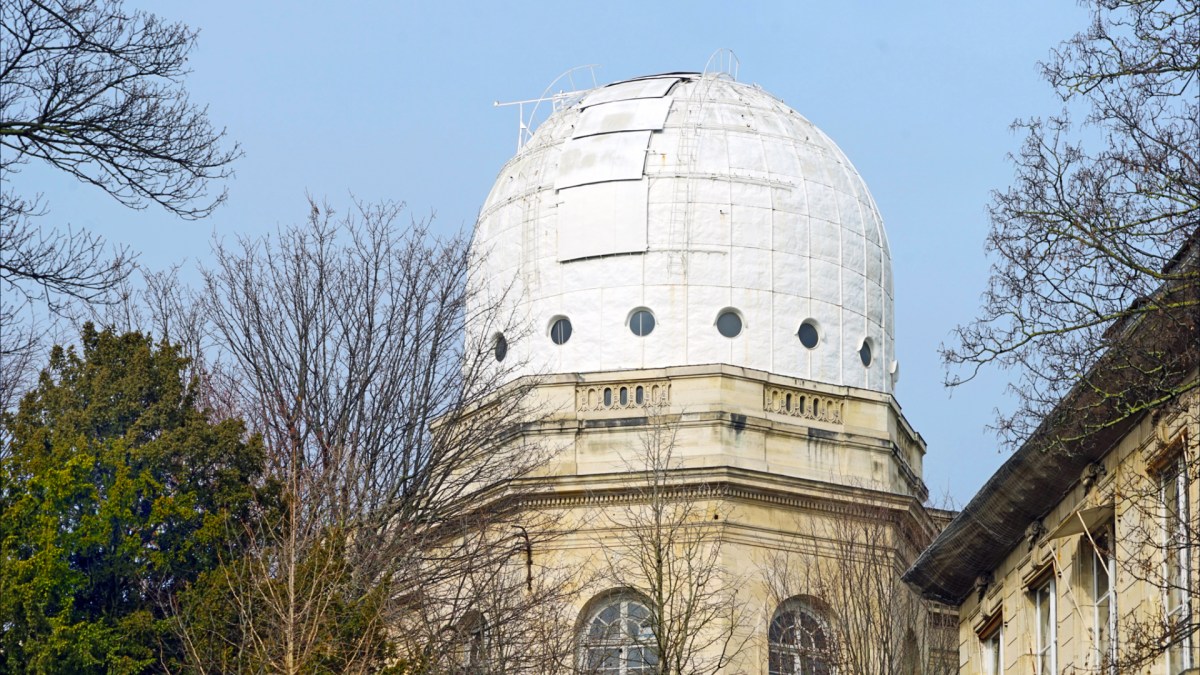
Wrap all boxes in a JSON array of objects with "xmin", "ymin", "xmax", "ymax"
[
  {"xmin": 983, "ymin": 633, "xmax": 1002, "ymax": 675},
  {"xmin": 1092, "ymin": 545, "xmax": 1112, "ymax": 665},
  {"xmin": 798, "ymin": 321, "xmax": 819, "ymax": 349},
  {"xmin": 802, "ymin": 655, "xmax": 832, "ymax": 675},
  {"xmin": 551, "ymin": 317, "xmax": 572, "ymax": 344},
  {"xmin": 1165, "ymin": 467, "xmax": 1185, "ymax": 610},
  {"xmin": 770, "ymin": 604, "xmax": 831, "ymax": 675},
  {"xmin": 716, "ymin": 311, "xmax": 742, "ymax": 338},
  {"xmin": 598, "ymin": 647, "xmax": 621, "ymax": 671},
  {"xmin": 1093, "ymin": 548, "xmax": 1109, "ymax": 597},
  {"xmin": 493, "ymin": 333, "xmax": 507, "ymax": 361},
  {"xmin": 1039, "ymin": 587, "xmax": 1051, "ymax": 641},
  {"xmin": 1162, "ymin": 455, "xmax": 1193, "ymax": 672},
  {"xmin": 598, "ymin": 604, "xmax": 618, "ymax": 624},
  {"xmin": 768, "ymin": 647, "xmax": 792, "ymax": 675},
  {"xmin": 858, "ymin": 339, "xmax": 872, "ymax": 366},
  {"xmin": 630, "ymin": 310, "xmax": 655, "ymax": 336},
  {"xmin": 769, "ymin": 613, "xmax": 792, "ymax": 644},
  {"xmin": 1096, "ymin": 592, "xmax": 1110, "ymax": 657},
  {"xmin": 585, "ymin": 646, "xmax": 611, "ymax": 669},
  {"xmin": 1034, "ymin": 581, "xmax": 1055, "ymax": 674}
]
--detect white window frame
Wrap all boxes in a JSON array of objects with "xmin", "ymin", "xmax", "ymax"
[
  {"xmin": 981, "ymin": 625, "xmax": 1003, "ymax": 675},
  {"xmin": 579, "ymin": 594, "xmax": 657, "ymax": 675},
  {"xmin": 768, "ymin": 598, "xmax": 834, "ymax": 675},
  {"xmin": 1161, "ymin": 453, "xmax": 1193, "ymax": 674},
  {"xmin": 1086, "ymin": 534, "xmax": 1117, "ymax": 674},
  {"xmin": 1033, "ymin": 576, "xmax": 1057, "ymax": 675}
]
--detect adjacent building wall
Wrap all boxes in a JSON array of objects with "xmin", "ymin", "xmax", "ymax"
[{"xmin": 956, "ymin": 389, "xmax": 1198, "ymax": 674}]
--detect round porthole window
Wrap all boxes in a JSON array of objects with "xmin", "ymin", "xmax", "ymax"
[
  {"xmin": 859, "ymin": 338, "xmax": 873, "ymax": 367},
  {"xmin": 550, "ymin": 317, "xmax": 572, "ymax": 345},
  {"xmin": 493, "ymin": 334, "xmax": 508, "ymax": 362},
  {"xmin": 797, "ymin": 320, "xmax": 819, "ymax": 349},
  {"xmin": 716, "ymin": 310, "xmax": 742, "ymax": 338},
  {"xmin": 629, "ymin": 309, "xmax": 655, "ymax": 337}
]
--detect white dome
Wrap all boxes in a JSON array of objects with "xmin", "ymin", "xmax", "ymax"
[{"xmin": 470, "ymin": 73, "xmax": 895, "ymax": 393}]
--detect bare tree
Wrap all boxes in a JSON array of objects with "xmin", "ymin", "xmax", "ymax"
[
  {"xmin": 66, "ymin": 263, "xmax": 242, "ymax": 428},
  {"xmin": 763, "ymin": 505, "xmax": 958, "ymax": 675},
  {"xmin": 940, "ymin": 5, "xmax": 1197, "ymax": 666},
  {"xmin": 0, "ymin": 0, "xmax": 239, "ymax": 411},
  {"xmin": 943, "ymin": 0, "xmax": 1199, "ymax": 453},
  {"xmin": 585, "ymin": 408, "xmax": 748, "ymax": 675},
  {"xmin": 390, "ymin": 516, "xmax": 583, "ymax": 674},
  {"xmin": 174, "ymin": 198, "xmax": 557, "ymax": 672},
  {"xmin": 0, "ymin": 304, "xmax": 38, "ymax": 419}
]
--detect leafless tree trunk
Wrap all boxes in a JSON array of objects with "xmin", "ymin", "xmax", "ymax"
[
  {"xmin": 588, "ymin": 408, "xmax": 748, "ymax": 675},
  {"xmin": 763, "ymin": 506, "xmax": 958, "ymax": 675}
]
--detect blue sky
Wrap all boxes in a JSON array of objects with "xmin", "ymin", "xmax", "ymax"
[{"xmin": 11, "ymin": 1, "xmax": 1094, "ymax": 505}]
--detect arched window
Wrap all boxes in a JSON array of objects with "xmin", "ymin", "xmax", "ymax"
[
  {"xmin": 580, "ymin": 592, "xmax": 657, "ymax": 674},
  {"xmin": 769, "ymin": 599, "xmax": 833, "ymax": 675}
]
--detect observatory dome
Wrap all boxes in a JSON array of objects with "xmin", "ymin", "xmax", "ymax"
[{"xmin": 470, "ymin": 73, "xmax": 896, "ymax": 393}]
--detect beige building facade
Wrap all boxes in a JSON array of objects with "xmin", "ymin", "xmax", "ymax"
[
  {"xmin": 904, "ymin": 229, "xmax": 1198, "ymax": 675},
  {"xmin": 905, "ymin": 358, "xmax": 1197, "ymax": 675},
  {"xmin": 508, "ymin": 364, "xmax": 948, "ymax": 673}
]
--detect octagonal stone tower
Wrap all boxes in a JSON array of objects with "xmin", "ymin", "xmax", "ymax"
[{"xmin": 464, "ymin": 71, "xmax": 945, "ymax": 675}]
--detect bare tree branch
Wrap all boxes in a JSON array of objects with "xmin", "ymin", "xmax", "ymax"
[
  {"xmin": 177, "ymin": 198, "xmax": 560, "ymax": 672},
  {"xmin": 1, "ymin": 0, "xmax": 238, "ymax": 413},
  {"xmin": 943, "ymin": 0, "xmax": 1199, "ymax": 452},
  {"xmin": 0, "ymin": 0, "xmax": 241, "ymax": 218}
]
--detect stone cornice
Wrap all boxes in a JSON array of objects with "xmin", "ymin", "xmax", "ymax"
[
  {"xmin": 507, "ymin": 465, "xmax": 942, "ymax": 556},
  {"xmin": 511, "ymin": 465, "xmax": 930, "ymax": 525}
]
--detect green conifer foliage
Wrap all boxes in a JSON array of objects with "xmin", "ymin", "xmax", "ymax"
[{"xmin": 0, "ymin": 325, "xmax": 267, "ymax": 673}]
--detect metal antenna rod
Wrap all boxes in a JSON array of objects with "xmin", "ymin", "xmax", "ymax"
[{"xmin": 493, "ymin": 65, "xmax": 601, "ymax": 150}]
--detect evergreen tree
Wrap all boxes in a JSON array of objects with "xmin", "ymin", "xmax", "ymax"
[{"xmin": 0, "ymin": 325, "xmax": 267, "ymax": 673}]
